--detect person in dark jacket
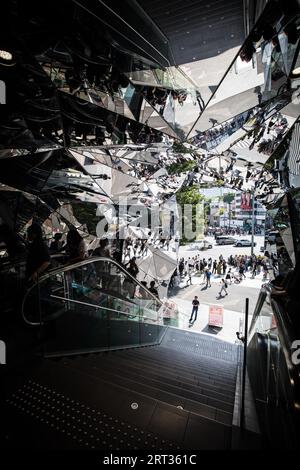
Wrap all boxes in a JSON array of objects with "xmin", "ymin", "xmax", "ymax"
[
  {"xmin": 189, "ymin": 296, "xmax": 199, "ymax": 323},
  {"xmin": 25, "ymin": 223, "xmax": 50, "ymax": 282}
]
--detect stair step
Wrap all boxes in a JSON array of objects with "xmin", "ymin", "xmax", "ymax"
[
  {"xmin": 4, "ymin": 358, "xmax": 232, "ymax": 448},
  {"xmin": 61, "ymin": 358, "xmax": 234, "ymax": 423},
  {"xmin": 72, "ymin": 355, "xmax": 235, "ymax": 401},
  {"xmin": 126, "ymin": 345, "xmax": 238, "ymax": 369},
  {"xmin": 63, "ymin": 357, "xmax": 234, "ymax": 413},
  {"xmin": 118, "ymin": 349, "xmax": 237, "ymax": 382},
  {"xmin": 97, "ymin": 350, "xmax": 237, "ymax": 389}
]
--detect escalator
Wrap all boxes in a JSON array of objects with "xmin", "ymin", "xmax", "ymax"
[
  {"xmin": 1, "ymin": 256, "xmax": 241, "ymax": 450},
  {"xmin": 246, "ymin": 284, "xmax": 300, "ymax": 448},
  {"xmin": 21, "ymin": 256, "xmax": 170, "ymax": 357}
]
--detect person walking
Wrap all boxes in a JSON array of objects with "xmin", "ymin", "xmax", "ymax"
[
  {"xmin": 186, "ymin": 266, "xmax": 192, "ymax": 285},
  {"xmin": 205, "ymin": 269, "xmax": 212, "ymax": 288},
  {"xmin": 225, "ymin": 269, "xmax": 232, "ymax": 285},
  {"xmin": 212, "ymin": 260, "xmax": 217, "ymax": 274},
  {"xmin": 189, "ymin": 296, "xmax": 199, "ymax": 323},
  {"xmin": 218, "ymin": 278, "xmax": 228, "ymax": 297}
]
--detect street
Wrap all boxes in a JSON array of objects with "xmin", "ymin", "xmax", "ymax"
[{"xmin": 169, "ymin": 235, "xmax": 266, "ymax": 343}]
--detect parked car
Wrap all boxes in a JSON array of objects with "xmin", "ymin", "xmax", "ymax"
[
  {"xmin": 190, "ymin": 240, "xmax": 213, "ymax": 250},
  {"xmin": 234, "ymin": 239, "xmax": 256, "ymax": 247}
]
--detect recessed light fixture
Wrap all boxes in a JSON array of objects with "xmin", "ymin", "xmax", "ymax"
[
  {"xmin": 292, "ymin": 66, "xmax": 300, "ymax": 75},
  {"xmin": 290, "ymin": 49, "xmax": 300, "ymax": 77},
  {"xmin": 0, "ymin": 50, "xmax": 13, "ymax": 61}
]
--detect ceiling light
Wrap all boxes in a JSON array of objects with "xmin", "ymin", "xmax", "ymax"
[
  {"xmin": 0, "ymin": 50, "xmax": 12, "ymax": 61},
  {"xmin": 291, "ymin": 66, "xmax": 300, "ymax": 76},
  {"xmin": 290, "ymin": 45, "xmax": 300, "ymax": 78}
]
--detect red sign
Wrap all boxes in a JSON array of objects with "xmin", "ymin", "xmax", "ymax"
[
  {"xmin": 208, "ymin": 305, "xmax": 223, "ymax": 327},
  {"xmin": 241, "ymin": 192, "xmax": 252, "ymax": 210}
]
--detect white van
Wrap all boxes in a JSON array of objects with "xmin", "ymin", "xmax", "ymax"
[{"xmin": 215, "ymin": 236, "xmax": 236, "ymax": 245}]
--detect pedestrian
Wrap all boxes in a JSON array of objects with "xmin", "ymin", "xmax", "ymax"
[
  {"xmin": 149, "ymin": 280, "xmax": 159, "ymax": 299},
  {"xmin": 205, "ymin": 269, "xmax": 212, "ymax": 287},
  {"xmin": 225, "ymin": 269, "xmax": 232, "ymax": 285},
  {"xmin": 186, "ymin": 266, "xmax": 192, "ymax": 285},
  {"xmin": 189, "ymin": 296, "xmax": 199, "ymax": 323},
  {"xmin": 218, "ymin": 278, "xmax": 228, "ymax": 297}
]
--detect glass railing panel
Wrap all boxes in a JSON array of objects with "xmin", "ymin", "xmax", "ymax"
[
  {"xmin": 247, "ymin": 287, "xmax": 300, "ymax": 447},
  {"xmin": 248, "ymin": 288, "xmax": 277, "ymax": 341},
  {"xmin": 22, "ymin": 257, "xmax": 167, "ymax": 355}
]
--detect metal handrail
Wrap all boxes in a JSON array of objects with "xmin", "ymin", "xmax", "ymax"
[
  {"xmin": 247, "ymin": 282, "xmax": 300, "ymax": 430},
  {"xmin": 248, "ymin": 285, "xmax": 268, "ymax": 334},
  {"xmin": 21, "ymin": 256, "xmax": 163, "ymax": 326},
  {"xmin": 49, "ymin": 294, "xmax": 161, "ymax": 323}
]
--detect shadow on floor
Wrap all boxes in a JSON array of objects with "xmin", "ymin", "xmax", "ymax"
[{"xmin": 202, "ymin": 324, "xmax": 223, "ymax": 335}]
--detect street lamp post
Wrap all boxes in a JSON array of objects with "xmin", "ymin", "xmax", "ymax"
[{"xmin": 251, "ymin": 193, "xmax": 255, "ymax": 256}]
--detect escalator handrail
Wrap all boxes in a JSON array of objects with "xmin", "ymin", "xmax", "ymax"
[
  {"xmin": 248, "ymin": 286, "xmax": 268, "ymax": 337},
  {"xmin": 49, "ymin": 294, "xmax": 161, "ymax": 322},
  {"xmin": 248, "ymin": 282, "xmax": 300, "ymax": 416},
  {"xmin": 21, "ymin": 256, "xmax": 163, "ymax": 326}
]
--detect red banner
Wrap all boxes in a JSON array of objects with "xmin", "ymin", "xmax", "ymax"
[
  {"xmin": 208, "ymin": 305, "xmax": 223, "ymax": 327},
  {"xmin": 241, "ymin": 192, "xmax": 252, "ymax": 210}
]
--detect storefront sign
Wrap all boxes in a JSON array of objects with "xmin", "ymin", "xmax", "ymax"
[{"xmin": 208, "ymin": 305, "xmax": 223, "ymax": 327}]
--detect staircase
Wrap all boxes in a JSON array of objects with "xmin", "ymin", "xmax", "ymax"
[{"xmin": 2, "ymin": 328, "xmax": 239, "ymax": 450}]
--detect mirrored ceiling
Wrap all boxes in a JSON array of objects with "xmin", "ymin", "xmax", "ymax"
[{"xmin": 189, "ymin": 7, "xmax": 300, "ymax": 137}]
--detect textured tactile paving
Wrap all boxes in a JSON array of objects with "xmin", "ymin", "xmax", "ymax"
[
  {"xmin": 161, "ymin": 329, "xmax": 238, "ymax": 363},
  {"xmin": 6, "ymin": 380, "xmax": 181, "ymax": 450}
]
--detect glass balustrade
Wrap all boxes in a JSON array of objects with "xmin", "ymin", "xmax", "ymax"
[
  {"xmin": 247, "ymin": 285, "xmax": 299, "ymax": 447},
  {"xmin": 22, "ymin": 257, "xmax": 167, "ymax": 356}
]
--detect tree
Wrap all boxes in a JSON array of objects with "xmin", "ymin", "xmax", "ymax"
[
  {"xmin": 223, "ymin": 193, "xmax": 235, "ymax": 205},
  {"xmin": 223, "ymin": 193, "xmax": 235, "ymax": 228},
  {"xmin": 176, "ymin": 186, "xmax": 205, "ymax": 244}
]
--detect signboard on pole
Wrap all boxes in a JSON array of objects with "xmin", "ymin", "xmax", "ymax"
[{"xmin": 208, "ymin": 305, "xmax": 223, "ymax": 327}]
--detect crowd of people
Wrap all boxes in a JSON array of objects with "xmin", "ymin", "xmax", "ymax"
[
  {"xmin": 193, "ymin": 112, "xmax": 248, "ymax": 151},
  {"xmin": 169, "ymin": 251, "xmax": 275, "ymax": 294}
]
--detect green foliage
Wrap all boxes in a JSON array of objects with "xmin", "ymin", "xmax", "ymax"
[
  {"xmin": 223, "ymin": 193, "xmax": 235, "ymax": 205},
  {"xmin": 167, "ymin": 160, "xmax": 196, "ymax": 175},
  {"xmin": 176, "ymin": 186, "xmax": 205, "ymax": 244},
  {"xmin": 172, "ymin": 141, "xmax": 190, "ymax": 154},
  {"xmin": 176, "ymin": 185, "xmax": 203, "ymax": 205}
]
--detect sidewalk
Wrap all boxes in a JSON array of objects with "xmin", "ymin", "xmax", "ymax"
[
  {"xmin": 171, "ymin": 298, "xmax": 252, "ymax": 345},
  {"xmin": 174, "ymin": 269, "xmax": 266, "ymax": 291}
]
